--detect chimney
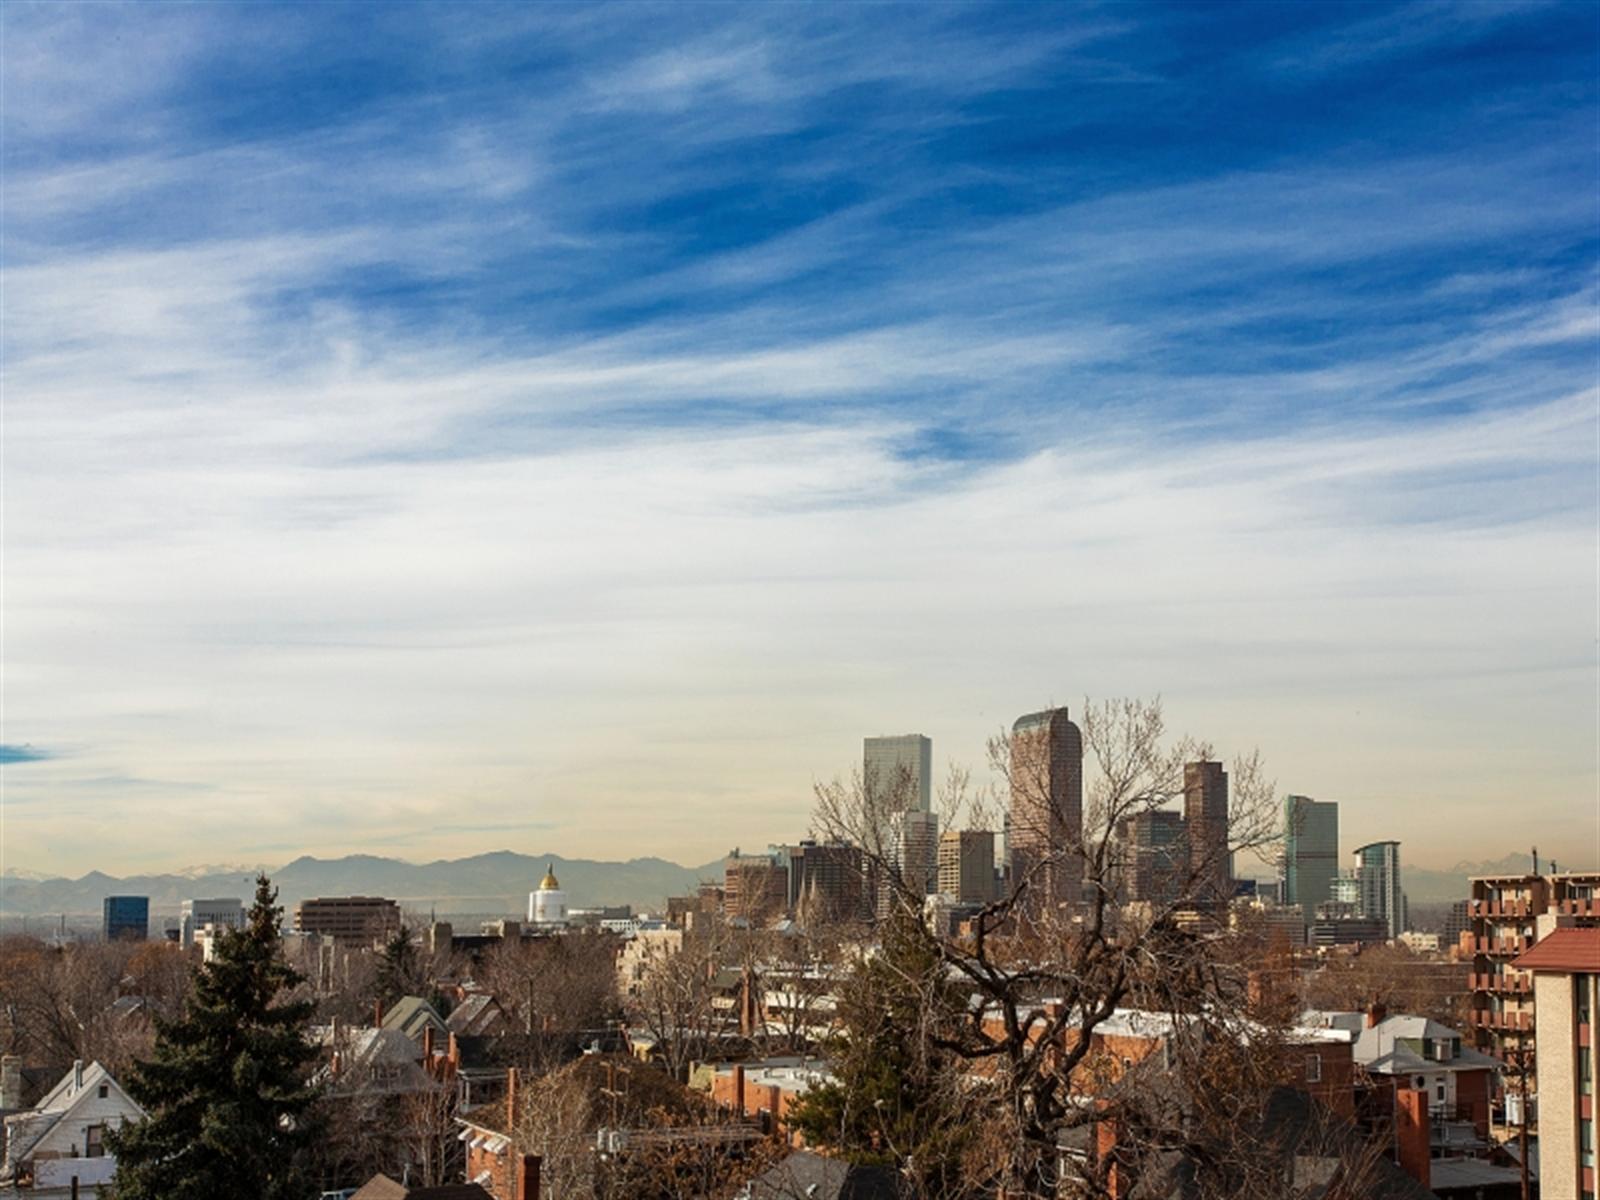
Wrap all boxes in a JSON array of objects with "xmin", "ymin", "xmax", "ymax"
[
  {"xmin": 506, "ymin": 1067, "xmax": 519, "ymax": 1130},
  {"xmin": 1096, "ymin": 1111, "xmax": 1126, "ymax": 1200},
  {"xmin": 740, "ymin": 966, "xmax": 757, "ymax": 1037},
  {"xmin": 516, "ymin": 1153, "xmax": 541, "ymax": 1200},
  {"xmin": 1366, "ymin": 1001, "xmax": 1387, "ymax": 1029},
  {"xmin": 0, "ymin": 1056, "xmax": 23, "ymax": 1109},
  {"xmin": 731, "ymin": 1064, "xmax": 745, "ymax": 1117},
  {"xmin": 1395, "ymin": 1086, "xmax": 1430, "ymax": 1190},
  {"xmin": 423, "ymin": 1025, "xmax": 435, "ymax": 1063},
  {"xmin": 374, "ymin": 999, "xmax": 383, "ymax": 1028},
  {"xmin": 766, "ymin": 1084, "xmax": 783, "ymax": 1139},
  {"xmin": 73, "ymin": 1060, "xmax": 84, "ymax": 1091},
  {"xmin": 447, "ymin": 1032, "xmax": 460, "ymax": 1068}
]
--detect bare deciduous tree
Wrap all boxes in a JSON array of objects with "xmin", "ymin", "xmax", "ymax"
[{"xmin": 811, "ymin": 696, "xmax": 1286, "ymax": 1198}]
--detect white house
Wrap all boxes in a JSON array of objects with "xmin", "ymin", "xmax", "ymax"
[{"xmin": 0, "ymin": 1061, "xmax": 144, "ymax": 1197}]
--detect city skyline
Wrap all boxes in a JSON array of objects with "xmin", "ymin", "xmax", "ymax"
[{"xmin": 3, "ymin": 3, "xmax": 1596, "ymax": 876}]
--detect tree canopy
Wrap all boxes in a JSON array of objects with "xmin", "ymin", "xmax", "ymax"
[{"xmin": 109, "ymin": 873, "xmax": 319, "ymax": 1200}]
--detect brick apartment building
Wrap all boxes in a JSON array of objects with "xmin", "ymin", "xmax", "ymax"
[
  {"xmin": 1514, "ymin": 927, "xmax": 1600, "ymax": 1200},
  {"xmin": 708, "ymin": 1057, "xmax": 835, "ymax": 1145},
  {"xmin": 1467, "ymin": 871, "xmax": 1600, "ymax": 1132},
  {"xmin": 722, "ymin": 853, "xmax": 789, "ymax": 925}
]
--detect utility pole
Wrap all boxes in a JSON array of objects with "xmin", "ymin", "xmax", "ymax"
[{"xmin": 1517, "ymin": 1046, "xmax": 1530, "ymax": 1200}]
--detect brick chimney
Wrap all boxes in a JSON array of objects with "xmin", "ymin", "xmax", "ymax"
[
  {"xmin": 516, "ymin": 1153, "xmax": 541, "ymax": 1200},
  {"xmin": 1395, "ymin": 1086, "xmax": 1430, "ymax": 1190},
  {"xmin": 731, "ymin": 1064, "xmax": 745, "ymax": 1117},
  {"xmin": 1095, "ymin": 1111, "xmax": 1127, "ymax": 1200},
  {"xmin": 374, "ymin": 999, "xmax": 384, "ymax": 1028},
  {"xmin": 423, "ymin": 1025, "xmax": 435, "ymax": 1064},
  {"xmin": 739, "ymin": 965, "xmax": 759, "ymax": 1037},
  {"xmin": 765, "ymin": 1084, "xmax": 783, "ymax": 1139},
  {"xmin": 1365, "ymin": 1001, "xmax": 1387, "ymax": 1029},
  {"xmin": 506, "ymin": 1066, "xmax": 519, "ymax": 1130}
]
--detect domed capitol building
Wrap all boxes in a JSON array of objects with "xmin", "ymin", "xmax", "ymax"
[{"xmin": 527, "ymin": 863, "xmax": 568, "ymax": 927}]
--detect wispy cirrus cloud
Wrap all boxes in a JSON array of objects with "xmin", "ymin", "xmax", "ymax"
[{"xmin": 2, "ymin": 1, "xmax": 1595, "ymax": 874}]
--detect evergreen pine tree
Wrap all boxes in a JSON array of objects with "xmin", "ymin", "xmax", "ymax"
[
  {"xmin": 373, "ymin": 921, "xmax": 421, "ymax": 1012},
  {"xmin": 787, "ymin": 911, "xmax": 973, "ymax": 1191},
  {"xmin": 108, "ymin": 873, "xmax": 320, "ymax": 1200}
]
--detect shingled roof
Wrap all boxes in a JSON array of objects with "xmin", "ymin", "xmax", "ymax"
[
  {"xmin": 349, "ymin": 1174, "xmax": 494, "ymax": 1200},
  {"xmin": 1513, "ymin": 926, "xmax": 1600, "ymax": 973}
]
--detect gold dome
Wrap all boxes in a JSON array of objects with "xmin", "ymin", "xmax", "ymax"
[{"xmin": 539, "ymin": 863, "xmax": 561, "ymax": 890}]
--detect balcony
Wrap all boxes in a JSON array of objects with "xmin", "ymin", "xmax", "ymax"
[
  {"xmin": 1470, "ymin": 899, "xmax": 1533, "ymax": 919},
  {"xmin": 1469, "ymin": 972, "xmax": 1531, "ymax": 995},
  {"xmin": 1468, "ymin": 1009, "xmax": 1533, "ymax": 1033},
  {"xmin": 1559, "ymin": 898, "xmax": 1600, "ymax": 917},
  {"xmin": 1475, "ymin": 935, "xmax": 1531, "ymax": 957}
]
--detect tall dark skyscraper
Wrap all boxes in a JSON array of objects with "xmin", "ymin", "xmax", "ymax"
[
  {"xmin": 1183, "ymin": 760, "xmax": 1230, "ymax": 906},
  {"xmin": 1283, "ymin": 795, "xmax": 1339, "ymax": 925},
  {"xmin": 863, "ymin": 734, "xmax": 933, "ymax": 813},
  {"xmin": 1007, "ymin": 706, "xmax": 1084, "ymax": 911}
]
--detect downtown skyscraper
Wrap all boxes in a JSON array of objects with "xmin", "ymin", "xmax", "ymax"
[
  {"xmin": 1354, "ymin": 840, "xmax": 1405, "ymax": 938},
  {"xmin": 1283, "ymin": 795, "xmax": 1339, "ymax": 925},
  {"xmin": 1183, "ymin": 760, "xmax": 1230, "ymax": 906},
  {"xmin": 1008, "ymin": 707, "xmax": 1085, "ymax": 910},
  {"xmin": 863, "ymin": 734, "xmax": 933, "ymax": 813}
]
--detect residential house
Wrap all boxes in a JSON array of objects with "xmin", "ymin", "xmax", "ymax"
[{"xmin": 0, "ymin": 1061, "xmax": 144, "ymax": 1198}]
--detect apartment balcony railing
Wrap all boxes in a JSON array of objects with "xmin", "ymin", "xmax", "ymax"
[
  {"xmin": 1470, "ymin": 899, "xmax": 1533, "ymax": 919},
  {"xmin": 1473, "ymin": 935, "xmax": 1532, "ymax": 957},
  {"xmin": 1469, "ymin": 972, "xmax": 1532, "ymax": 994},
  {"xmin": 1467, "ymin": 1009, "xmax": 1534, "ymax": 1033},
  {"xmin": 1558, "ymin": 897, "xmax": 1600, "ymax": 917}
]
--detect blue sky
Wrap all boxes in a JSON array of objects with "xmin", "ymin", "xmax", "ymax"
[{"xmin": 2, "ymin": 1, "xmax": 1596, "ymax": 876}]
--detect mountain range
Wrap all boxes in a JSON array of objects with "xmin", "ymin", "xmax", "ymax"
[
  {"xmin": 0, "ymin": 850, "xmax": 724, "ymax": 921},
  {"xmin": 0, "ymin": 848, "xmax": 1588, "ymax": 924}
]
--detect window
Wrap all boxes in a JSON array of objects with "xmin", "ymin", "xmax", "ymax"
[
  {"xmin": 98, "ymin": 1083, "xmax": 109, "ymax": 1099},
  {"xmin": 1305, "ymin": 1054, "xmax": 1321, "ymax": 1084},
  {"xmin": 1415, "ymin": 1076, "xmax": 1426, "ymax": 1090},
  {"xmin": 85, "ymin": 1125, "xmax": 105, "ymax": 1158}
]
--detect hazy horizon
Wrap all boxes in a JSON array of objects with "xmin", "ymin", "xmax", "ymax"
[
  {"xmin": 3, "ymin": 838, "xmax": 1592, "ymax": 885},
  {"xmin": 3, "ymin": 3, "xmax": 1596, "ymax": 878}
]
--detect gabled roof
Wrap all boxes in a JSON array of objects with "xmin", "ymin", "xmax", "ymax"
[
  {"xmin": 1513, "ymin": 926, "xmax": 1600, "ymax": 973},
  {"xmin": 743, "ymin": 1149, "xmax": 900, "ymax": 1200},
  {"xmin": 349, "ymin": 1028, "xmax": 426, "ymax": 1070},
  {"xmin": 381, "ymin": 996, "xmax": 449, "ymax": 1041},
  {"xmin": 445, "ymin": 994, "xmax": 506, "ymax": 1037},
  {"xmin": 1, "ymin": 1062, "xmax": 144, "ymax": 1175},
  {"xmin": 31, "ymin": 1061, "xmax": 135, "ymax": 1116},
  {"xmin": 350, "ymin": 1174, "xmax": 495, "ymax": 1200}
]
